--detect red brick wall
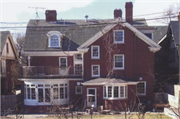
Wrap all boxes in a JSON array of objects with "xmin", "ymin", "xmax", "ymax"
[
  {"xmin": 69, "ymin": 81, "xmax": 82, "ymax": 107},
  {"xmin": 30, "ymin": 56, "xmax": 73, "ymax": 67},
  {"xmin": 83, "ymin": 24, "xmax": 155, "ymax": 102}
]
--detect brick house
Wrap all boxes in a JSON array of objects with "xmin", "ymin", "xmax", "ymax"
[
  {"xmin": 19, "ymin": 2, "xmax": 161, "ymax": 112},
  {"xmin": 0, "ymin": 31, "xmax": 19, "ymax": 95}
]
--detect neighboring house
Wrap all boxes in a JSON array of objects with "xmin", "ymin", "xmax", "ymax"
[
  {"xmin": 0, "ymin": 31, "xmax": 19, "ymax": 95},
  {"xmin": 19, "ymin": 2, "xmax": 161, "ymax": 112},
  {"xmin": 155, "ymin": 15, "xmax": 179, "ymax": 94}
]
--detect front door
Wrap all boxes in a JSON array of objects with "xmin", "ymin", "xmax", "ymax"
[{"xmin": 87, "ymin": 88, "xmax": 97, "ymax": 108}]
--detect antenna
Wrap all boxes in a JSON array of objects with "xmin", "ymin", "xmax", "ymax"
[{"xmin": 28, "ymin": 7, "xmax": 46, "ymax": 19}]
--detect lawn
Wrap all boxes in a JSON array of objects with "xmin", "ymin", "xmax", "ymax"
[{"xmin": 1, "ymin": 113, "xmax": 172, "ymax": 119}]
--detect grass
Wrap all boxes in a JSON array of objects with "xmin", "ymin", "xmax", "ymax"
[{"xmin": 1, "ymin": 113, "xmax": 172, "ymax": 119}]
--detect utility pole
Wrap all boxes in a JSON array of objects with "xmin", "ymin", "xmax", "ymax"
[{"xmin": 28, "ymin": 7, "xmax": 46, "ymax": 19}]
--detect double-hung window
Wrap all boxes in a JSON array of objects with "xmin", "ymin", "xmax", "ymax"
[
  {"xmin": 114, "ymin": 54, "xmax": 124, "ymax": 69},
  {"xmin": 114, "ymin": 30, "xmax": 124, "ymax": 44},
  {"xmin": 137, "ymin": 81, "xmax": 146, "ymax": 95},
  {"xmin": 92, "ymin": 65, "xmax": 100, "ymax": 77},
  {"xmin": 91, "ymin": 46, "xmax": 100, "ymax": 59},
  {"xmin": 59, "ymin": 57, "xmax": 67, "ymax": 67}
]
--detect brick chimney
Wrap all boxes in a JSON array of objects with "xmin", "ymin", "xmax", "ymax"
[
  {"xmin": 114, "ymin": 9, "xmax": 122, "ymax": 19},
  {"xmin": 45, "ymin": 10, "xmax": 57, "ymax": 22},
  {"xmin": 125, "ymin": 2, "xmax": 133, "ymax": 24}
]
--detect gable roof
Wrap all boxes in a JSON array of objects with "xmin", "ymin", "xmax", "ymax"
[
  {"xmin": 24, "ymin": 19, "xmax": 148, "ymax": 52},
  {"xmin": 78, "ymin": 22, "xmax": 161, "ymax": 52},
  {"xmin": 0, "ymin": 31, "xmax": 19, "ymax": 60}
]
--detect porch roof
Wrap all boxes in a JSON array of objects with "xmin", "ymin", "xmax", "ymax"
[{"xmin": 81, "ymin": 78, "xmax": 137, "ymax": 85}]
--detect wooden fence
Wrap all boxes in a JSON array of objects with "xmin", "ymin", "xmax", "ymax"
[{"xmin": 1, "ymin": 95, "xmax": 17, "ymax": 113}]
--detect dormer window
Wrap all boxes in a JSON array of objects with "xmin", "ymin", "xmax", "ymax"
[
  {"xmin": 47, "ymin": 31, "xmax": 62, "ymax": 48},
  {"xmin": 50, "ymin": 35, "xmax": 59, "ymax": 47}
]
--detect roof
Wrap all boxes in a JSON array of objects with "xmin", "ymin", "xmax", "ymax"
[
  {"xmin": 0, "ymin": 31, "xmax": 19, "ymax": 60},
  {"xmin": 170, "ymin": 21, "xmax": 179, "ymax": 45},
  {"xmin": 81, "ymin": 78, "xmax": 137, "ymax": 85},
  {"xmin": 79, "ymin": 22, "xmax": 161, "ymax": 52},
  {"xmin": 24, "ymin": 19, "xmax": 148, "ymax": 51},
  {"xmin": 152, "ymin": 26, "xmax": 168, "ymax": 43},
  {"xmin": 0, "ymin": 31, "xmax": 10, "ymax": 52}
]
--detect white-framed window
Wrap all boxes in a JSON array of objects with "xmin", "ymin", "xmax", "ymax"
[
  {"xmin": 114, "ymin": 54, "xmax": 124, "ymax": 70},
  {"xmin": 59, "ymin": 57, "xmax": 67, "ymax": 67},
  {"xmin": 91, "ymin": 65, "xmax": 100, "ymax": 77},
  {"xmin": 50, "ymin": 35, "xmax": 60, "ymax": 47},
  {"xmin": 137, "ymin": 81, "xmax": 146, "ymax": 95},
  {"xmin": 91, "ymin": 46, "xmax": 100, "ymax": 59},
  {"xmin": 74, "ymin": 54, "xmax": 82, "ymax": 61},
  {"xmin": 75, "ymin": 86, "xmax": 82, "ymax": 94},
  {"xmin": 47, "ymin": 31, "xmax": 62, "ymax": 48},
  {"xmin": 114, "ymin": 30, "xmax": 124, "ymax": 44},
  {"xmin": 53, "ymin": 84, "xmax": 58, "ymax": 99},
  {"xmin": 103, "ymin": 85, "xmax": 127, "ymax": 99}
]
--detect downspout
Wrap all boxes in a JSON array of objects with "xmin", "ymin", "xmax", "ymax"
[{"xmin": 133, "ymin": 33, "xmax": 136, "ymax": 79}]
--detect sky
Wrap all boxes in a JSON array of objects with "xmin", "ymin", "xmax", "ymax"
[{"xmin": 0, "ymin": 0, "xmax": 180, "ymax": 26}]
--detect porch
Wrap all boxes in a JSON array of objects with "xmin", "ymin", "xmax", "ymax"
[{"xmin": 19, "ymin": 66, "xmax": 82, "ymax": 78}]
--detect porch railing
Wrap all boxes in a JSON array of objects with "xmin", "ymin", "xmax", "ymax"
[{"xmin": 19, "ymin": 66, "xmax": 82, "ymax": 78}]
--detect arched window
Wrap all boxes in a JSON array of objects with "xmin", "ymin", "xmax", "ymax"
[
  {"xmin": 47, "ymin": 31, "xmax": 62, "ymax": 47},
  {"xmin": 50, "ymin": 35, "xmax": 60, "ymax": 47}
]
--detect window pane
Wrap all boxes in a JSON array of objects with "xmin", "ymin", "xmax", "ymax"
[
  {"xmin": 38, "ymin": 89, "xmax": 43, "ymax": 102},
  {"xmin": 114, "ymin": 55, "xmax": 123, "ymax": 68},
  {"xmin": 108, "ymin": 86, "xmax": 112, "ymax": 97},
  {"xmin": 93, "ymin": 47, "xmax": 98, "ymax": 57},
  {"xmin": 31, "ymin": 88, "xmax": 36, "ymax": 99},
  {"xmin": 45, "ymin": 88, "xmax": 51, "ymax": 102},
  {"xmin": 76, "ymin": 86, "xmax": 82, "ymax": 93},
  {"xmin": 137, "ymin": 82, "xmax": 145, "ymax": 94},
  {"xmin": 114, "ymin": 86, "xmax": 119, "ymax": 98},
  {"xmin": 27, "ymin": 87, "xmax": 30, "ymax": 99},
  {"xmin": 60, "ymin": 58, "xmax": 67, "ymax": 67},
  {"xmin": 125, "ymin": 86, "xmax": 127, "ymax": 97},
  {"xmin": 53, "ymin": 88, "xmax": 58, "ymax": 99},
  {"xmin": 65, "ymin": 87, "xmax": 68, "ymax": 98},
  {"xmin": 50, "ymin": 35, "xmax": 59, "ymax": 47},
  {"xmin": 92, "ymin": 65, "xmax": 99, "ymax": 76},
  {"xmin": 75, "ymin": 54, "xmax": 82, "ymax": 60},
  {"xmin": 120, "ymin": 86, "xmax": 124, "ymax": 97},
  {"xmin": 114, "ymin": 31, "xmax": 123, "ymax": 42},
  {"xmin": 24, "ymin": 85, "xmax": 26, "ymax": 99},
  {"xmin": 104, "ymin": 86, "xmax": 106, "ymax": 98},
  {"xmin": 60, "ymin": 87, "xmax": 64, "ymax": 99},
  {"xmin": 75, "ymin": 64, "xmax": 82, "ymax": 75}
]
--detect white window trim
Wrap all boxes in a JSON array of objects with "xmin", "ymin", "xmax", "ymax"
[
  {"xmin": 91, "ymin": 65, "xmax": 100, "ymax": 77},
  {"xmin": 114, "ymin": 54, "xmax": 124, "ymax": 70},
  {"xmin": 114, "ymin": 30, "xmax": 124, "ymax": 44},
  {"xmin": 47, "ymin": 31, "xmax": 62, "ymax": 48},
  {"xmin": 137, "ymin": 81, "xmax": 146, "ymax": 96},
  {"xmin": 59, "ymin": 57, "xmax": 68, "ymax": 67},
  {"xmin": 91, "ymin": 45, "xmax": 100, "ymax": 59},
  {"xmin": 75, "ymin": 86, "xmax": 82, "ymax": 94},
  {"xmin": 103, "ymin": 85, "xmax": 128, "ymax": 100}
]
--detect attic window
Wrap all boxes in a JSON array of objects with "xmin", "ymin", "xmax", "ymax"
[
  {"xmin": 47, "ymin": 31, "xmax": 62, "ymax": 48},
  {"xmin": 50, "ymin": 35, "xmax": 59, "ymax": 47}
]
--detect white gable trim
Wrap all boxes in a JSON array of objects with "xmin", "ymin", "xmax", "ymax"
[
  {"xmin": 78, "ymin": 24, "xmax": 117, "ymax": 49},
  {"xmin": 78, "ymin": 22, "xmax": 161, "ymax": 53}
]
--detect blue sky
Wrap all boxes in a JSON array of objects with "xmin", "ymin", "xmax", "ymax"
[{"xmin": 0, "ymin": 0, "xmax": 180, "ymax": 25}]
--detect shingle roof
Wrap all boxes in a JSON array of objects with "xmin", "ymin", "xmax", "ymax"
[
  {"xmin": 0, "ymin": 31, "xmax": 10, "ymax": 52},
  {"xmin": 153, "ymin": 26, "xmax": 168, "ymax": 43},
  {"xmin": 24, "ymin": 19, "xmax": 148, "ymax": 51},
  {"xmin": 170, "ymin": 21, "xmax": 179, "ymax": 44}
]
